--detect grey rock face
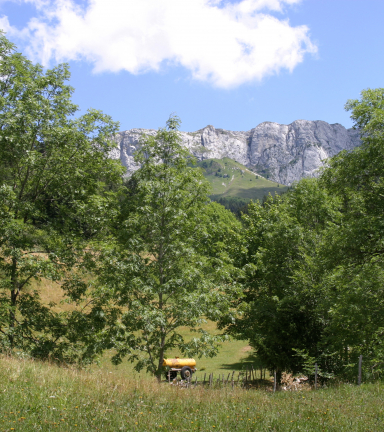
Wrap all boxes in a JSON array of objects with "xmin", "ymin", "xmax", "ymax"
[{"xmin": 112, "ymin": 120, "xmax": 360, "ymax": 185}]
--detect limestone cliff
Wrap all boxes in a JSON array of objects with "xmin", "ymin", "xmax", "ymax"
[{"xmin": 112, "ymin": 120, "xmax": 360, "ymax": 185}]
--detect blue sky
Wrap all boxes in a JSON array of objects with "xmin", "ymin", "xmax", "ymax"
[{"xmin": 0, "ymin": 0, "xmax": 383, "ymax": 132}]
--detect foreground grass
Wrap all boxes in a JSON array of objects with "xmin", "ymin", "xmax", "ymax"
[{"xmin": 1, "ymin": 355, "xmax": 383, "ymax": 431}]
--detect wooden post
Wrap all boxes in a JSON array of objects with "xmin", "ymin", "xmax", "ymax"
[
  {"xmin": 251, "ymin": 365, "xmax": 255, "ymax": 381},
  {"xmin": 358, "ymin": 355, "xmax": 363, "ymax": 385},
  {"xmin": 314, "ymin": 363, "xmax": 318, "ymax": 390},
  {"xmin": 273, "ymin": 370, "xmax": 277, "ymax": 393},
  {"xmin": 203, "ymin": 373, "xmax": 206, "ymax": 385},
  {"xmin": 194, "ymin": 375, "xmax": 198, "ymax": 388},
  {"xmin": 237, "ymin": 372, "xmax": 240, "ymax": 383},
  {"xmin": 226, "ymin": 373, "xmax": 230, "ymax": 385}
]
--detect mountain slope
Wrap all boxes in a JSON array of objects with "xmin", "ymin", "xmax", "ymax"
[{"xmin": 196, "ymin": 157, "xmax": 288, "ymax": 202}]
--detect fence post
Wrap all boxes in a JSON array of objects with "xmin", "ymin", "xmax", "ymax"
[
  {"xmin": 358, "ymin": 355, "xmax": 363, "ymax": 385},
  {"xmin": 203, "ymin": 373, "xmax": 206, "ymax": 385},
  {"xmin": 314, "ymin": 363, "xmax": 318, "ymax": 390},
  {"xmin": 273, "ymin": 370, "xmax": 277, "ymax": 393}
]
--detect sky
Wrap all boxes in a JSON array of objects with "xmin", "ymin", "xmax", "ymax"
[{"xmin": 0, "ymin": 0, "xmax": 383, "ymax": 133}]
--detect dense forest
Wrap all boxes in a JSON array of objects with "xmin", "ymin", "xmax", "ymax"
[{"xmin": 1, "ymin": 33, "xmax": 383, "ymax": 384}]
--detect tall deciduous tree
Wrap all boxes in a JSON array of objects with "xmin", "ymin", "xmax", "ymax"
[
  {"xmin": 226, "ymin": 179, "xmax": 342, "ymax": 380},
  {"xmin": 316, "ymin": 88, "xmax": 384, "ymax": 377},
  {"xmin": 97, "ymin": 116, "xmax": 239, "ymax": 380},
  {"xmin": 0, "ymin": 33, "xmax": 124, "ymax": 362},
  {"xmin": 230, "ymin": 89, "xmax": 384, "ymax": 381}
]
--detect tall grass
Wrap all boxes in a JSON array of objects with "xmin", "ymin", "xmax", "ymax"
[{"xmin": 0, "ymin": 354, "xmax": 383, "ymax": 431}]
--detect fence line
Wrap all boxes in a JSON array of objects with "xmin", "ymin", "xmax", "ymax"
[{"xmin": 168, "ymin": 356, "xmax": 366, "ymax": 390}]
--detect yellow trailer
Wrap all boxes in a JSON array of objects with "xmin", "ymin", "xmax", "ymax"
[{"xmin": 163, "ymin": 357, "xmax": 196, "ymax": 380}]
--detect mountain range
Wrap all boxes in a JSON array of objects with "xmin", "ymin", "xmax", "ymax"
[{"xmin": 111, "ymin": 120, "xmax": 361, "ymax": 185}]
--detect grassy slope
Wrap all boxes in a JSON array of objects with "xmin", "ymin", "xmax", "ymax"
[
  {"xmin": 1, "ymin": 354, "xmax": 383, "ymax": 432},
  {"xmin": 196, "ymin": 157, "xmax": 288, "ymax": 201}
]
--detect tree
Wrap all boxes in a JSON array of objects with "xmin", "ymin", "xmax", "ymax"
[
  {"xmin": 315, "ymin": 88, "xmax": 384, "ymax": 377},
  {"xmin": 228, "ymin": 89, "xmax": 384, "ymax": 382},
  {"xmin": 96, "ymin": 116, "xmax": 238, "ymax": 380},
  {"xmin": 226, "ymin": 180, "xmax": 341, "ymax": 381},
  {"xmin": 0, "ymin": 33, "xmax": 124, "ymax": 362}
]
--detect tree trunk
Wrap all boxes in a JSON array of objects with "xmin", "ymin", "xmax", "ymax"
[
  {"xmin": 156, "ymin": 349, "xmax": 164, "ymax": 383},
  {"xmin": 276, "ymin": 368, "xmax": 282, "ymax": 391},
  {"xmin": 9, "ymin": 257, "xmax": 18, "ymax": 347}
]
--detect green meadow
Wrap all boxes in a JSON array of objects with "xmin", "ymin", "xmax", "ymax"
[{"xmin": 1, "ymin": 354, "xmax": 383, "ymax": 432}]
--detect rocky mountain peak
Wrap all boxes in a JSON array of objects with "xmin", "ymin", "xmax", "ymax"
[{"xmin": 113, "ymin": 120, "xmax": 360, "ymax": 185}]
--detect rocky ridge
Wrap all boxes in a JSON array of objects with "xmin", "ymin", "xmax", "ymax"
[{"xmin": 112, "ymin": 120, "xmax": 361, "ymax": 185}]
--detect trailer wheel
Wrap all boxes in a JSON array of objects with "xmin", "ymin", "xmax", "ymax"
[
  {"xmin": 165, "ymin": 371, "xmax": 177, "ymax": 380},
  {"xmin": 180, "ymin": 366, "xmax": 193, "ymax": 380}
]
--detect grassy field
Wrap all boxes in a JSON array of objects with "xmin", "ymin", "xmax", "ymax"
[
  {"xmin": 196, "ymin": 157, "xmax": 288, "ymax": 201},
  {"xmin": 26, "ymin": 277, "xmax": 260, "ymax": 378},
  {"xmin": 1, "ymin": 354, "xmax": 383, "ymax": 432}
]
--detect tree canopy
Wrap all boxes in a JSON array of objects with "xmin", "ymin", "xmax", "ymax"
[
  {"xmin": 226, "ymin": 88, "xmax": 384, "ymax": 381},
  {"xmin": 94, "ymin": 116, "xmax": 241, "ymax": 379},
  {"xmin": 0, "ymin": 32, "xmax": 124, "ymax": 362}
]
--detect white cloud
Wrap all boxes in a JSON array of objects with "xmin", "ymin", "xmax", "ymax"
[{"xmin": 2, "ymin": 0, "xmax": 317, "ymax": 88}]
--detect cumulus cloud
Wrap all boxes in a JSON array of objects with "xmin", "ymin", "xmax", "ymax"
[{"xmin": 1, "ymin": 0, "xmax": 317, "ymax": 87}]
